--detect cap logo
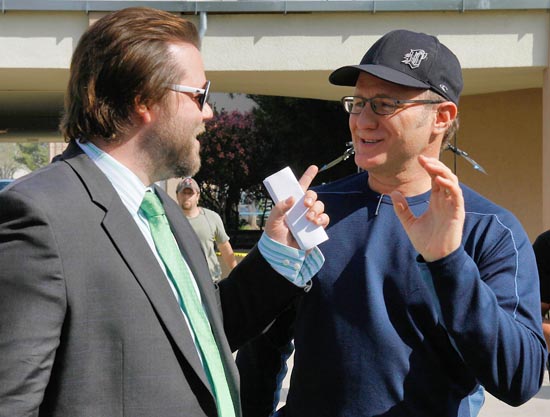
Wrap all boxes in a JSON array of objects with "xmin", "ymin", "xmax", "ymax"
[{"xmin": 402, "ymin": 49, "xmax": 428, "ymax": 69}]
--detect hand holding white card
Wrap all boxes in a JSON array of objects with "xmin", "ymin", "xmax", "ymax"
[{"xmin": 263, "ymin": 167, "xmax": 329, "ymax": 250}]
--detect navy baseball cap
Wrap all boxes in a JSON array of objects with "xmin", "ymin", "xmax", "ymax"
[{"xmin": 329, "ymin": 29, "xmax": 463, "ymax": 105}]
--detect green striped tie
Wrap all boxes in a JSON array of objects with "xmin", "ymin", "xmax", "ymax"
[{"xmin": 140, "ymin": 191, "xmax": 236, "ymax": 417}]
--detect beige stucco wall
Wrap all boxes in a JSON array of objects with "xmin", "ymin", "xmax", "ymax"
[{"xmin": 441, "ymin": 88, "xmax": 542, "ymax": 241}]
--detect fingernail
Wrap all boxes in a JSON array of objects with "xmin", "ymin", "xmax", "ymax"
[{"xmin": 304, "ymin": 197, "xmax": 313, "ymax": 205}]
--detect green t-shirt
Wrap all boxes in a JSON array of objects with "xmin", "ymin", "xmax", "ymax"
[{"xmin": 186, "ymin": 208, "xmax": 230, "ymax": 281}]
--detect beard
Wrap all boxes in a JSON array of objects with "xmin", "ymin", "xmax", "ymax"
[
  {"xmin": 140, "ymin": 114, "xmax": 204, "ymax": 181},
  {"xmin": 171, "ymin": 136, "xmax": 201, "ymax": 179}
]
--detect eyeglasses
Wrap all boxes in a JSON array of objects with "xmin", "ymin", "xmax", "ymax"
[
  {"xmin": 168, "ymin": 80, "xmax": 211, "ymax": 110},
  {"xmin": 341, "ymin": 96, "xmax": 444, "ymax": 116}
]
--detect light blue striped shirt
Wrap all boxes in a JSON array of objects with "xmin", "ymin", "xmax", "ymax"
[{"xmin": 77, "ymin": 140, "xmax": 324, "ymax": 292}]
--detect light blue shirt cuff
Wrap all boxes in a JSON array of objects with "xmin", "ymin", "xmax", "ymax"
[{"xmin": 258, "ymin": 233, "xmax": 325, "ymax": 289}]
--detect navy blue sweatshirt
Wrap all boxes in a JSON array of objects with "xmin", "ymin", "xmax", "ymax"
[{"xmin": 284, "ymin": 172, "xmax": 546, "ymax": 417}]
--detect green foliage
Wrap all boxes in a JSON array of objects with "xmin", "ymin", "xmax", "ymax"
[
  {"xmin": 0, "ymin": 143, "xmax": 22, "ymax": 178},
  {"xmin": 195, "ymin": 109, "xmax": 260, "ymax": 229},
  {"xmin": 15, "ymin": 142, "xmax": 49, "ymax": 172},
  {"xmin": 195, "ymin": 95, "xmax": 357, "ymax": 230},
  {"xmin": 249, "ymin": 95, "xmax": 356, "ymax": 186}
]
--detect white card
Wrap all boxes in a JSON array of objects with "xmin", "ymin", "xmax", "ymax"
[{"xmin": 263, "ymin": 167, "xmax": 329, "ymax": 250}]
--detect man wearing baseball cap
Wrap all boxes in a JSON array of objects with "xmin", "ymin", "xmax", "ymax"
[
  {"xmin": 240, "ymin": 30, "xmax": 546, "ymax": 417},
  {"xmin": 176, "ymin": 177, "xmax": 237, "ymax": 283}
]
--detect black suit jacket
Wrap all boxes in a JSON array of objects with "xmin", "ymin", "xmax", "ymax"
[{"xmin": 0, "ymin": 142, "xmax": 302, "ymax": 417}]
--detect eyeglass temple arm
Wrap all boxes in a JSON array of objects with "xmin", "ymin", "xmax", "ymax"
[
  {"xmin": 446, "ymin": 144, "xmax": 488, "ymax": 175},
  {"xmin": 169, "ymin": 84, "xmax": 205, "ymax": 94}
]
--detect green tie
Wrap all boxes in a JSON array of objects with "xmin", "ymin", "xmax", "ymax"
[{"xmin": 140, "ymin": 191, "xmax": 236, "ymax": 417}]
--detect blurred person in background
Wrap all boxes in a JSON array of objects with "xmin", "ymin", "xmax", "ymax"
[{"xmin": 177, "ymin": 177, "xmax": 238, "ymax": 283}]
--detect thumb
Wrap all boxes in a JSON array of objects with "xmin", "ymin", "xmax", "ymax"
[
  {"xmin": 269, "ymin": 196, "xmax": 296, "ymax": 220},
  {"xmin": 264, "ymin": 196, "xmax": 296, "ymax": 244}
]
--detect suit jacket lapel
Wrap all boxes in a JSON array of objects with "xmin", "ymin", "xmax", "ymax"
[{"xmin": 58, "ymin": 143, "xmax": 213, "ymax": 393}]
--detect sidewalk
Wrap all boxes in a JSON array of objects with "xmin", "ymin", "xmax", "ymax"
[{"xmin": 278, "ymin": 352, "xmax": 550, "ymax": 416}]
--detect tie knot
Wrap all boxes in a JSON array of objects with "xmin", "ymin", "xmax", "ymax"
[{"xmin": 140, "ymin": 191, "xmax": 165, "ymax": 218}]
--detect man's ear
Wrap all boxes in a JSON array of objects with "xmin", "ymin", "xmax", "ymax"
[
  {"xmin": 433, "ymin": 102, "xmax": 458, "ymax": 135},
  {"xmin": 134, "ymin": 97, "xmax": 153, "ymax": 124}
]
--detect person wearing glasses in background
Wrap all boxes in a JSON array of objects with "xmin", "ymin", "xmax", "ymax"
[
  {"xmin": 0, "ymin": 8, "xmax": 329, "ymax": 417},
  {"xmin": 237, "ymin": 29, "xmax": 547, "ymax": 417},
  {"xmin": 176, "ymin": 177, "xmax": 238, "ymax": 283}
]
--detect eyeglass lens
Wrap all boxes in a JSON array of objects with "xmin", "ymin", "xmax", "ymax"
[
  {"xmin": 200, "ymin": 81, "xmax": 211, "ymax": 110},
  {"xmin": 342, "ymin": 97, "xmax": 443, "ymax": 116},
  {"xmin": 343, "ymin": 97, "xmax": 399, "ymax": 116}
]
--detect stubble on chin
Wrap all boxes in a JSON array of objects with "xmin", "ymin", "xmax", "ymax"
[
  {"xmin": 144, "ymin": 117, "xmax": 206, "ymax": 181},
  {"xmin": 173, "ymin": 126, "xmax": 203, "ymax": 178},
  {"xmin": 173, "ymin": 146, "xmax": 201, "ymax": 178}
]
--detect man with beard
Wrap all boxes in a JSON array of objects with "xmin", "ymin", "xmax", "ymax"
[{"xmin": 0, "ymin": 7, "xmax": 328, "ymax": 417}]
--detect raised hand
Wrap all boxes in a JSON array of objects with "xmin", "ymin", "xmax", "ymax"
[
  {"xmin": 390, "ymin": 155, "xmax": 465, "ymax": 262},
  {"xmin": 264, "ymin": 165, "xmax": 329, "ymax": 249}
]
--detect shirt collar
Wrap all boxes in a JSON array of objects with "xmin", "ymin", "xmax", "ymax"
[{"xmin": 76, "ymin": 139, "xmax": 151, "ymax": 215}]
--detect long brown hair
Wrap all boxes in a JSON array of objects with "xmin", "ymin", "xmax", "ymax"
[{"xmin": 60, "ymin": 7, "xmax": 200, "ymax": 142}]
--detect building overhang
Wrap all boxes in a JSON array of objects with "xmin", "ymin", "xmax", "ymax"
[{"xmin": 0, "ymin": 3, "xmax": 548, "ymax": 142}]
